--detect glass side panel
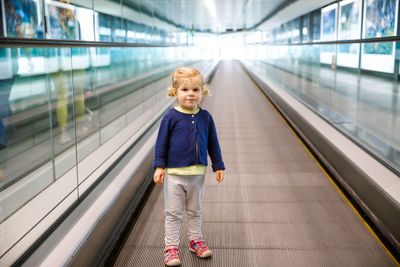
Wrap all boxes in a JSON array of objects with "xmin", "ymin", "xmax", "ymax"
[
  {"xmin": 0, "ymin": 46, "xmax": 55, "ymax": 221},
  {"xmin": 245, "ymin": 41, "xmax": 400, "ymax": 174}
]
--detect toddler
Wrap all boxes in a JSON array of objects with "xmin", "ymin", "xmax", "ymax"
[{"xmin": 153, "ymin": 66, "xmax": 225, "ymax": 266}]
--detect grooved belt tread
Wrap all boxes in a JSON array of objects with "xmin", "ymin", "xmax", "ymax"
[{"xmin": 114, "ymin": 61, "xmax": 395, "ymax": 266}]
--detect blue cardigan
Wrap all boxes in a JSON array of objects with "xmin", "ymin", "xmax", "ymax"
[{"xmin": 153, "ymin": 108, "xmax": 225, "ymax": 172}]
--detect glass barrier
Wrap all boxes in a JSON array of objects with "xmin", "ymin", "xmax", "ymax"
[
  {"xmin": 0, "ymin": 44, "xmax": 194, "ymax": 211},
  {"xmin": 244, "ymin": 41, "xmax": 400, "ymax": 175},
  {"xmin": 0, "ymin": 45, "xmax": 208, "ymax": 263}
]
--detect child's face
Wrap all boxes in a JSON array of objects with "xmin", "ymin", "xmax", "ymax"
[{"xmin": 175, "ymin": 78, "xmax": 202, "ymax": 111}]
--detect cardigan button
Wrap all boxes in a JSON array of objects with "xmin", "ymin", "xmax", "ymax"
[
  {"xmin": 192, "ymin": 115, "xmax": 194, "ymax": 117},
  {"xmin": 192, "ymin": 121, "xmax": 194, "ymax": 124}
]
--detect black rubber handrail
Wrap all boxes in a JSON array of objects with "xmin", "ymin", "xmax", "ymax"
[
  {"xmin": 0, "ymin": 37, "xmax": 189, "ymax": 47},
  {"xmin": 250, "ymin": 36, "xmax": 400, "ymax": 46},
  {"xmin": 2, "ymin": 35, "xmax": 399, "ymax": 47}
]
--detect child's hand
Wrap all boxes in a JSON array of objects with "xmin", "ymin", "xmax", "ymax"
[
  {"xmin": 153, "ymin": 167, "xmax": 165, "ymax": 184},
  {"xmin": 216, "ymin": 170, "xmax": 224, "ymax": 183}
]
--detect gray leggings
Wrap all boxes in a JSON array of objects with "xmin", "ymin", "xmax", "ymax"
[{"xmin": 164, "ymin": 173, "xmax": 205, "ymax": 245}]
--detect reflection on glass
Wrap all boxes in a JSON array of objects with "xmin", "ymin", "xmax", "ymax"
[
  {"xmin": 97, "ymin": 12, "xmax": 112, "ymax": 42},
  {"xmin": 71, "ymin": 48, "xmax": 91, "ymax": 143},
  {"xmin": 321, "ymin": 4, "xmax": 337, "ymax": 41},
  {"xmin": 72, "ymin": 48, "xmax": 100, "ymax": 176},
  {"xmin": 339, "ymin": 0, "xmax": 361, "ymax": 39},
  {"xmin": 0, "ymin": 47, "xmax": 55, "ymax": 219},
  {"xmin": 51, "ymin": 53, "xmax": 76, "ymax": 148},
  {"xmin": 93, "ymin": 49, "xmax": 110, "ymax": 88},
  {"xmin": 47, "ymin": 0, "xmax": 80, "ymax": 40},
  {"xmin": 302, "ymin": 14, "xmax": 310, "ymax": 42},
  {"xmin": 362, "ymin": 44, "xmax": 396, "ymax": 73},
  {"xmin": 362, "ymin": 0, "xmax": 397, "ymax": 72},
  {"xmin": 72, "ymin": 69, "xmax": 87, "ymax": 135},
  {"xmin": 364, "ymin": 42, "xmax": 394, "ymax": 55},
  {"xmin": 338, "ymin": 42, "xmax": 359, "ymax": 69},
  {"xmin": 364, "ymin": 0, "xmax": 396, "ymax": 39},
  {"xmin": 0, "ymin": 48, "xmax": 14, "ymax": 184},
  {"xmin": 4, "ymin": 0, "xmax": 43, "ymax": 38},
  {"xmin": 320, "ymin": 4, "xmax": 337, "ymax": 65},
  {"xmin": 338, "ymin": 0, "xmax": 361, "ymax": 68},
  {"xmin": 312, "ymin": 11, "xmax": 321, "ymax": 41},
  {"xmin": 75, "ymin": 5, "xmax": 94, "ymax": 41},
  {"xmin": 290, "ymin": 19, "xmax": 300, "ymax": 43},
  {"xmin": 1, "ymin": 47, "xmax": 54, "ymax": 186},
  {"xmin": 111, "ymin": 15, "xmax": 124, "ymax": 42}
]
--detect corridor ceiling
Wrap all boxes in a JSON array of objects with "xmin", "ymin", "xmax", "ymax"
[{"xmin": 137, "ymin": 0, "xmax": 336, "ymax": 33}]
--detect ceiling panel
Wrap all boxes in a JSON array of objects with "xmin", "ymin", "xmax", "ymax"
[
  {"xmin": 126, "ymin": 0, "xmax": 335, "ymax": 33},
  {"xmin": 141, "ymin": 0, "xmax": 289, "ymax": 32}
]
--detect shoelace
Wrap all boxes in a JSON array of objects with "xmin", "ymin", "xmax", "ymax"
[
  {"xmin": 194, "ymin": 241, "xmax": 208, "ymax": 253},
  {"xmin": 165, "ymin": 248, "xmax": 179, "ymax": 261}
]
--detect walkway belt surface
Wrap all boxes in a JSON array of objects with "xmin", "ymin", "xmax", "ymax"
[{"xmin": 114, "ymin": 61, "xmax": 395, "ymax": 266}]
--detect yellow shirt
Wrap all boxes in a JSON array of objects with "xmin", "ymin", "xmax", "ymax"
[{"xmin": 165, "ymin": 106, "xmax": 206, "ymax": 175}]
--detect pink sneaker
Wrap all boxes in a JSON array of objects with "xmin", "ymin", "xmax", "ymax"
[
  {"xmin": 189, "ymin": 239, "xmax": 212, "ymax": 258},
  {"xmin": 164, "ymin": 245, "xmax": 181, "ymax": 266}
]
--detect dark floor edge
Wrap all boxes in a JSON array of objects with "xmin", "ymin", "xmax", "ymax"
[{"xmin": 101, "ymin": 179, "xmax": 156, "ymax": 267}]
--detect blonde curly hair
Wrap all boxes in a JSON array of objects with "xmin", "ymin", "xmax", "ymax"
[{"xmin": 167, "ymin": 66, "xmax": 210, "ymax": 97}]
